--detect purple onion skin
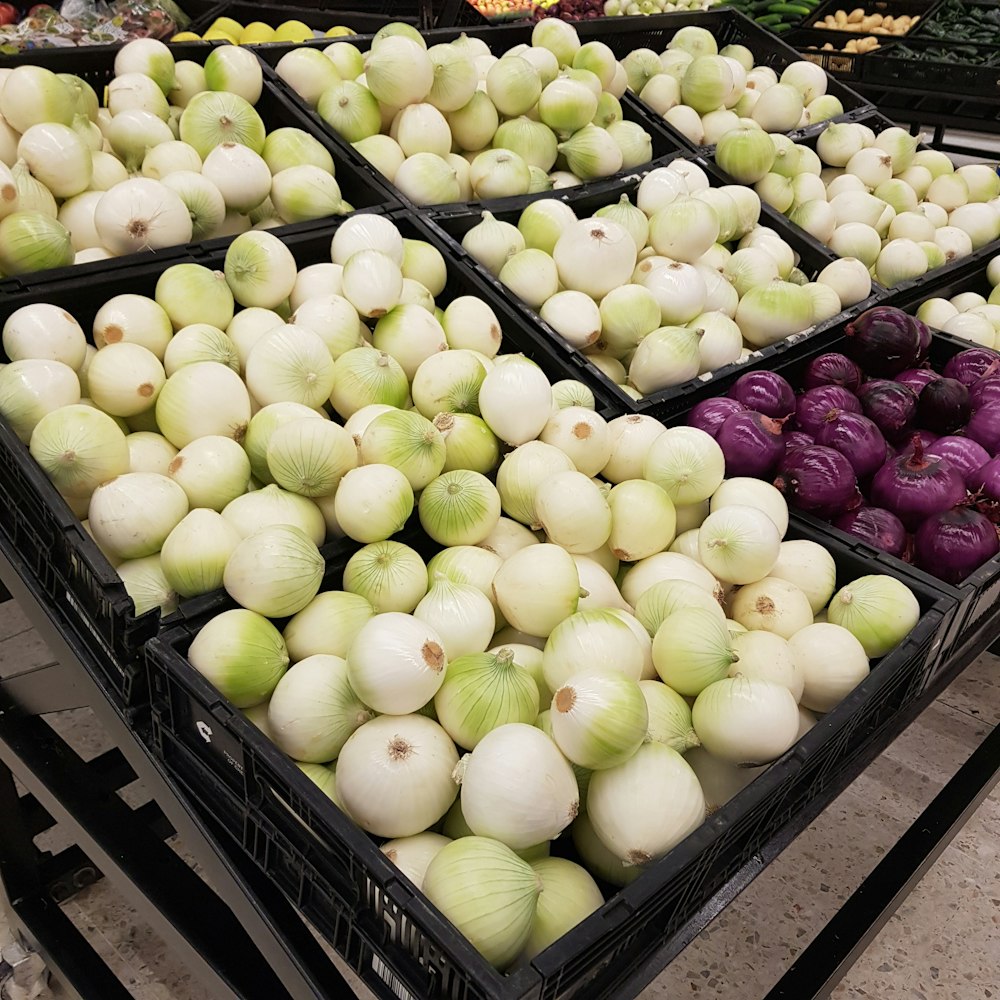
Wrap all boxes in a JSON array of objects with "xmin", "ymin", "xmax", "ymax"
[
  {"xmin": 784, "ymin": 430, "xmax": 815, "ymax": 450},
  {"xmin": 727, "ymin": 371, "xmax": 796, "ymax": 419},
  {"xmin": 688, "ymin": 398, "xmax": 746, "ymax": 439},
  {"xmin": 815, "ymin": 412, "xmax": 888, "ymax": 480},
  {"xmin": 914, "ymin": 507, "xmax": 999, "ymax": 584},
  {"xmin": 916, "ymin": 377, "xmax": 971, "ymax": 434},
  {"xmin": 870, "ymin": 441, "xmax": 967, "ymax": 530},
  {"xmin": 774, "ymin": 445, "xmax": 861, "ymax": 520},
  {"xmin": 795, "ymin": 385, "xmax": 862, "ymax": 437},
  {"xmin": 833, "ymin": 506, "xmax": 909, "ymax": 559},
  {"xmin": 913, "ymin": 315, "xmax": 932, "ymax": 358},
  {"xmin": 969, "ymin": 377, "xmax": 1000, "ymax": 411},
  {"xmin": 964, "ymin": 402, "xmax": 1000, "ymax": 453},
  {"xmin": 898, "ymin": 429, "xmax": 940, "ymax": 456},
  {"xmin": 928, "ymin": 436, "xmax": 991, "ymax": 481},
  {"xmin": 942, "ymin": 348, "xmax": 1000, "ymax": 386},
  {"xmin": 967, "ymin": 456, "xmax": 1000, "ymax": 499},
  {"xmin": 803, "ymin": 353, "xmax": 864, "ymax": 392},
  {"xmin": 895, "ymin": 368, "xmax": 940, "ymax": 396},
  {"xmin": 716, "ymin": 411, "xmax": 786, "ymax": 477},
  {"xmin": 845, "ymin": 306, "xmax": 925, "ymax": 376},
  {"xmin": 857, "ymin": 380, "xmax": 918, "ymax": 442}
]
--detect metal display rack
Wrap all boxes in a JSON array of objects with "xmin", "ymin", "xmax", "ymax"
[{"xmin": 0, "ymin": 466, "xmax": 997, "ymax": 1000}]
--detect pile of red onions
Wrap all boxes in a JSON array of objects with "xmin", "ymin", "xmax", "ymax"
[{"xmin": 688, "ymin": 305, "xmax": 1000, "ymax": 585}]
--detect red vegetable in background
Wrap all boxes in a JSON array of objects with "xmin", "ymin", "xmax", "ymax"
[
  {"xmin": 942, "ymin": 348, "xmax": 1000, "ymax": 386},
  {"xmin": 857, "ymin": 380, "xmax": 918, "ymax": 442},
  {"xmin": 845, "ymin": 306, "xmax": 926, "ymax": 376},
  {"xmin": 964, "ymin": 402, "xmax": 1000, "ymax": 453},
  {"xmin": 966, "ymin": 455, "xmax": 1000, "ymax": 499},
  {"xmin": 913, "ymin": 507, "xmax": 1000, "ymax": 584},
  {"xmin": 688, "ymin": 398, "xmax": 746, "ymax": 439},
  {"xmin": 968, "ymin": 377, "xmax": 1000, "ymax": 411},
  {"xmin": 785, "ymin": 430, "xmax": 815, "ymax": 450},
  {"xmin": 870, "ymin": 436, "xmax": 966, "ymax": 530},
  {"xmin": 795, "ymin": 385, "xmax": 862, "ymax": 436},
  {"xmin": 895, "ymin": 368, "xmax": 940, "ymax": 395},
  {"xmin": 728, "ymin": 371, "xmax": 796, "ymax": 419},
  {"xmin": 833, "ymin": 506, "xmax": 909, "ymax": 559},
  {"xmin": 803, "ymin": 353, "xmax": 864, "ymax": 392},
  {"xmin": 927, "ymin": 436, "xmax": 992, "ymax": 481},
  {"xmin": 716, "ymin": 411, "xmax": 786, "ymax": 477},
  {"xmin": 815, "ymin": 412, "xmax": 888, "ymax": 479}
]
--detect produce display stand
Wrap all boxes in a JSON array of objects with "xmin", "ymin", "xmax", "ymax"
[{"xmin": 1, "ymin": 8, "xmax": 1000, "ymax": 1000}]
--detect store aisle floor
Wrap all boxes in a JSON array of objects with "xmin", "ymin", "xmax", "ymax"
[{"xmin": 0, "ymin": 594, "xmax": 997, "ymax": 1000}]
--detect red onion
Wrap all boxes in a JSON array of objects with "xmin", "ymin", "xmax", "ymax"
[
  {"xmin": 894, "ymin": 368, "xmax": 940, "ymax": 396},
  {"xmin": 716, "ymin": 411, "xmax": 786, "ymax": 477},
  {"xmin": 857, "ymin": 379, "xmax": 918, "ymax": 442},
  {"xmin": 803, "ymin": 353, "xmax": 864, "ymax": 392},
  {"xmin": 966, "ymin": 456, "xmax": 1000, "ymax": 499},
  {"xmin": 784, "ymin": 430, "xmax": 815, "ymax": 450},
  {"xmin": 964, "ymin": 401, "xmax": 1000, "ymax": 453},
  {"xmin": 927, "ymin": 435, "xmax": 991, "ymax": 480},
  {"xmin": 913, "ymin": 507, "xmax": 999, "ymax": 584},
  {"xmin": 969, "ymin": 377, "xmax": 1000, "ymax": 411},
  {"xmin": 916, "ymin": 377, "xmax": 970, "ymax": 433},
  {"xmin": 688, "ymin": 398, "xmax": 746, "ymax": 439},
  {"xmin": 913, "ymin": 315, "xmax": 931, "ymax": 358},
  {"xmin": 833, "ymin": 506, "xmax": 909, "ymax": 559},
  {"xmin": 815, "ymin": 412, "xmax": 888, "ymax": 479},
  {"xmin": 727, "ymin": 371, "xmax": 796, "ymax": 419},
  {"xmin": 898, "ymin": 430, "xmax": 940, "ymax": 455},
  {"xmin": 774, "ymin": 445, "xmax": 861, "ymax": 520},
  {"xmin": 845, "ymin": 306, "xmax": 925, "ymax": 376},
  {"xmin": 795, "ymin": 385, "xmax": 862, "ymax": 437},
  {"xmin": 942, "ymin": 348, "xmax": 1000, "ymax": 386},
  {"xmin": 870, "ymin": 437, "xmax": 967, "ymax": 530}
]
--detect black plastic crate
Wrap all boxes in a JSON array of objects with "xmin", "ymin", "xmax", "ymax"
[
  {"xmin": 787, "ymin": 27, "xmax": 891, "ymax": 80},
  {"xmin": 255, "ymin": 27, "xmax": 686, "ymax": 214},
  {"xmin": 863, "ymin": 37, "xmax": 1000, "ymax": 97},
  {"xmin": 425, "ymin": 157, "xmax": 882, "ymax": 418},
  {"xmin": 802, "ymin": 0, "xmax": 940, "ymax": 36},
  {"xmin": 463, "ymin": 10, "xmax": 873, "ymax": 154},
  {"xmin": 144, "ymin": 517, "xmax": 952, "ymax": 1000},
  {"xmin": 222, "ymin": 0, "xmax": 492, "ymax": 26},
  {"xmin": 0, "ymin": 46, "xmax": 399, "ymax": 298},
  {"xmin": 186, "ymin": 0, "xmax": 418, "ymax": 35},
  {"xmin": 0, "ymin": 207, "xmax": 618, "ymax": 713},
  {"xmin": 663, "ymin": 258, "xmax": 1000, "ymax": 667}
]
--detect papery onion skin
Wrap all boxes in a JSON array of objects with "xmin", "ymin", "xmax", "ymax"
[
  {"xmin": 930, "ymin": 437, "xmax": 992, "ymax": 484},
  {"xmin": 774, "ymin": 445, "xmax": 860, "ymax": 520},
  {"xmin": 727, "ymin": 371, "xmax": 795, "ymax": 419},
  {"xmin": 857, "ymin": 380, "xmax": 918, "ymax": 443},
  {"xmin": 716, "ymin": 411, "xmax": 785, "ymax": 478},
  {"xmin": 845, "ymin": 306, "xmax": 925, "ymax": 377},
  {"xmin": 803, "ymin": 353, "xmax": 863, "ymax": 393},
  {"xmin": 814, "ymin": 412, "xmax": 888, "ymax": 480},
  {"xmin": 913, "ymin": 507, "xmax": 999, "ymax": 584},
  {"xmin": 795, "ymin": 385, "xmax": 862, "ymax": 438},
  {"xmin": 687, "ymin": 397, "xmax": 745, "ymax": 439},
  {"xmin": 833, "ymin": 507, "xmax": 909, "ymax": 559},
  {"xmin": 870, "ymin": 439, "xmax": 967, "ymax": 531},
  {"xmin": 942, "ymin": 348, "xmax": 1000, "ymax": 386}
]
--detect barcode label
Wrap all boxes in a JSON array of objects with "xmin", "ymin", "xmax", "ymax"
[{"xmin": 371, "ymin": 954, "xmax": 416, "ymax": 1000}]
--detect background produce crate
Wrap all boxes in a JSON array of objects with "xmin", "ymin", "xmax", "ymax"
[
  {"xmin": 425, "ymin": 157, "xmax": 881, "ymax": 417},
  {"xmin": 862, "ymin": 37, "xmax": 1000, "ymax": 97},
  {"xmin": 786, "ymin": 26, "xmax": 889, "ymax": 79},
  {"xmin": 198, "ymin": 0, "xmax": 489, "ymax": 25},
  {"xmin": 0, "ymin": 207, "xmax": 620, "ymax": 715},
  {"xmin": 143, "ymin": 518, "xmax": 953, "ymax": 1000},
  {"xmin": 801, "ymin": 0, "xmax": 939, "ymax": 36},
  {"xmin": 662, "ymin": 255, "xmax": 1000, "ymax": 668},
  {"xmin": 185, "ymin": 0, "xmax": 418, "ymax": 35},
  {"xmin": 254, "ymin": 31, "xmax": 686, "ymax": 215},
  {"xmin": 0, "ymin": 44, "xmax": 399, "ymax": 297}
]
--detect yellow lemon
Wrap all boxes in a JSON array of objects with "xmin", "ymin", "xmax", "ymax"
[
  {"xmin": 209, "ymin": 16, "xmax": 244, "ymax": 37},
  {"xmin": 325, "ymin": 25, "xmax": 356, "ymax": 37},
  {"xmin": 169, "ymin": 31, "xmax": 202, "ymax": 42},
  {"xmin": 239, "ymin": 21, "xmax": 276, "ymax": 44},
  {"xmin": 202, "ymin": 27, "xmax": 239, "ymax": 43},
  {"xmin": 274, "ymin": 19, "xmax": 313, "ymax": 42}
]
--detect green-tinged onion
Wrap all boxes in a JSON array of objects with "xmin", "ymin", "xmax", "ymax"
[
  {"xmin": 606, "ymin": 479, "xmax": 676, "ymax": 562},
  {"xmin": 434, "ymin": 649, "xmax": 538, "ymax": 750},
  {"xmin": 634, "ymin": 579, "xmax": 725, "ymax": 638},
  {"xmin": 167, "ymin": 435, "xmax": 251, "ymax": 511},
  {"xmin": 445, "ymin": 91, "xmax": 499, "ymax": 153},
  {"xmin": 0, "ymin": 65, "xmax": 76, "ymax": 134},
  {"xmin": 332, "ymin": 464, "xmax": 414, "ymax": 545},
  {"xmin": 0, "ymin": 211, "xmax": 74, "ymax": 275},
  {"xmin": 359, "ymin": 409, "xmax": 445, "ymax": 491},
  {"xmin": 534, "ymin": 469, "xmax": 612, "ymax": 554},
  {"xmin": 160, "ymin": 509, "xmax": 241, "ymax": 599},
  {"xmin": 542, "ymin": 609, "xmax": 644, "ymax": 693},
  {"xmin": 372, "ymin": 303, "xmax": 447, "ymax": 380},
  {"xmin": 179, "ymin": 91, "xmax": 265, "ymax": 158},
  {"xmin": 716, "ymin": 127, "xmax": 775, "ymax": 184},
  {"xmin": 261, "ymin": 128, "xmax": 335, "ymax": 176},
  {"xmin": 415, "ymin": 576, "xmax": 496, "ymax": 661},
  {"xmin": 496, "ymin": 441, "xmax": 574, "ymax": 527},
  {"xmin": 329, "ymin": 347, "xmax": 408, "ymax": 419},
  {"xmin": 519, "ymin": 857, "xmax": 603, "ymax": 963},
  {"xmin": 270, "ymin": 165, "xmax": 343, "ymax": 224},
  {"xmin": 223, "ymin": 231, "xmax": 297, "ymax": 310},
  {"xmin": 825, "ymin": 575, "xmax": 919, "ymax": 658},
  {"xmin": 245, "ymin": 325, "xmax": 335, "ymax": 409},
  {"xmin": 639, "ymin": 679, "xmax": 699, "ymax": 753},
  {"xmin": 788, "ymin": 622, "xmax": 869, "ymax": 713},
  {"xmin": 221, "ymin": 483, "xmax": 324, "ymax": 545},
  {"xmin": 423, "ymin": 836, "xmax": 541, "ymax": 970},
  {"xmin": 117, "ymin": 555, "xmax": 177, "ymax": 616},
  {"xmin": 283, "ymin": 591, "xmax": 374, "ymax": 663},
  {"xmin": 419, "ymin": 469, "xmax": 501, "ymax": 546},
  {"xmin": 730, "ymin": 630, "xmax": 804, "ymax": 702},
  {"xmin": 343, "ymin": 540, "xmax": 427, "ymax": 614},
  {"xmin": 28, "ymin": 403, "xmax": 128, "ymax": 498},
  {"xmin": 493, "ymin": 544, "xmax": 580, "ymax": 638},
  {"xmin": 159, "ymin": 170, "xmax": 226, "ymax": 242},
  {"xmin": 643, "ymin": 426, "xmax": 725, "ymax": 506},
  {"xmin": 223, "ymin": 524, "xmax": 323, "ymax": 617},
  {"xmin": 337, "ymin": 713, "xmax": 457, "ymax": 838},
  {"xmin": 652, "ymin": 607, "xmax": 736, "ymax": 696},
  {"xmin": 380, "ymin": 832, "xmax": 451, "ymax": 892},
  {"xmin": 188, "ymin": 608, "xmax": 289, "ymax": 708},
  {"xmin": 266, "ymin": 418, "xmax": 356, "ymax": 498},
  {"xmin": 730, "ymin": 577, "xmax": 814, "ymax": 639}
]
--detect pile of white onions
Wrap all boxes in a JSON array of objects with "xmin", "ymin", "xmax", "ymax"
[
  {"xmin": 915, "ymin": 252, "xmax": 1000, "ymax": 349},
  {"xmin": 607, "ymin": 26, "xmax": 848, "ymax": 146},
  {"xmin": 173, "ymin": 371, "xmax": 919, "ymax": 970},
  {"xmin": 0, "ymin": 37, "xmax": 356, "ymax": 277},
  {"xmin": 278, "ymin": 19, "xmax": 654, "ymax": 205},
  {"xmin": 459, "ymin": 159, "xmax": 871, "ymax": 399},
  {"xmin": 730, "ymin": 119, "xmax": 1000, "ymax": 288}
]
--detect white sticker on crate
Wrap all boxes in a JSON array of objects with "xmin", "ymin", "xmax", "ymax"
[{"xmin": 371, "ymin": 954, "xmax": 417, "ymax": 1000}]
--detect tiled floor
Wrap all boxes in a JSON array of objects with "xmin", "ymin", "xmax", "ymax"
[{"xmin": 1, "ymin": 601, "xmax": 997, "ymax": 1000}]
